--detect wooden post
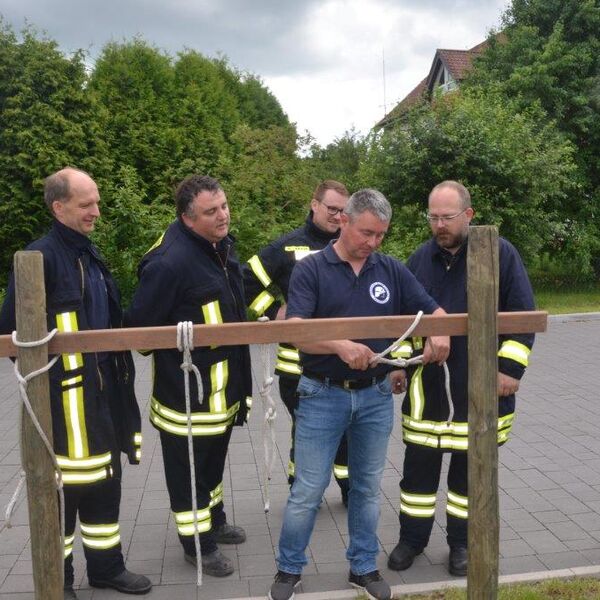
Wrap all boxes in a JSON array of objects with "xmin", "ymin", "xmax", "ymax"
[
  {"xmin": 467, "ymin": 226, "xmax": 499, "ymax": 599},
  {"xmin": 14, "ymin": 251, "xmax": 63, "ymax": 599}
]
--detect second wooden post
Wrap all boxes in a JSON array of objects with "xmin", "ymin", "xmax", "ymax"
[{"xmin": 467, "ymin": 226, "xmax": 500, "ymax": 599}]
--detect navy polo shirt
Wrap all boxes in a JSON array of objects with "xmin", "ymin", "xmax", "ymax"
[{"xmin": 286, "ymin": 242, "xmax": 439, "ymax": 380}]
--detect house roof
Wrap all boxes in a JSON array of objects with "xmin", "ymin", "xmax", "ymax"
[{"xmin": 375, "ymin": 36, "xmax": 498, "ymax": 129}]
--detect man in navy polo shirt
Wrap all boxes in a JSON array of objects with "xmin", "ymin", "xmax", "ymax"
[{"xmin": 268, "ymin": 189, "xmax": 450, "ymax": 600}]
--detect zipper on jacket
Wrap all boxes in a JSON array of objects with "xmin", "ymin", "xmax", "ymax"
[{"xmin": 79, "ymin": 256, "xmax": 104, "ymax": 390}]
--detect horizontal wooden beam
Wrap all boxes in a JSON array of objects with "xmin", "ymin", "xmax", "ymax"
[{"xmin": 0, "ymin": 311, "xmax": 547, "ymax": 357}]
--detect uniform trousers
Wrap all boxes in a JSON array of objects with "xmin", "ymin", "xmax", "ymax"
[
  {"xmin": 279, "ymin": 375, "xmax": 349, "ymax": 493},
  {"xmin": 399, "ymin": 444, "xmax": 468, "ymax": 550},
  {"xmin": 159, "ymin": 425, "xmax": 233, "ymax": 556},
  {"xmin": 63, "ymin": 475, "xmax": 125, "ymax": 586}
]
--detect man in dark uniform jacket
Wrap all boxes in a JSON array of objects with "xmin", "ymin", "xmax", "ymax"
[
  {"xmin": 126, "ymin": 175, "xmax": 251, "ymax": 577},
  {"xmin": 387, "ymin": 180, "xmax": 535, "ymax": 577},
  {"xmin": 0, "ymin": 167, "xmax": 151, "ymax": 599}
]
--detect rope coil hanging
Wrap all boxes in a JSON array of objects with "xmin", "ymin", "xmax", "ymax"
[
  {"xmin": 257, "ymin": 316, "xmax": 277, "ymax": 513},
  {"xmin": 177, "ymin": 321, "xmax": 203, "ymax": 587},
  {"xmin": 370, "ymin": 311, "xmax": 454, "ymax": 424},
  {"xmin": 1, "ymin": 329, "xmax": 65, "ymax": 557}
]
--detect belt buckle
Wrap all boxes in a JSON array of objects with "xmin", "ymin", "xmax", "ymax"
[{"xmin": 343, "ymin": 380, "xmax": 352, "ymax": 390}]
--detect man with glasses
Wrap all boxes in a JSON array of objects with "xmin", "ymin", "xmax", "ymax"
[
  {"xmin": 268, "ymin": 188, "xmax": 450, "ymax": 600},
  {"xmin": 244, "ymin": 180, "xmax": 351, "ymax": 505},
  {"xmin": 387, "ymin": 180, "xmax": 535, "ymax": 577}
]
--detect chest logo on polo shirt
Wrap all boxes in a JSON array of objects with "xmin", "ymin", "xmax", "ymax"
[{"xmin": 369, "ymin": 282, "xmax": 390, "ymax": 304}]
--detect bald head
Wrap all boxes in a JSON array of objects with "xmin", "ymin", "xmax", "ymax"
[{"xmin": 45, "ymin": 168, "xmax": 100, "ymax": 236}]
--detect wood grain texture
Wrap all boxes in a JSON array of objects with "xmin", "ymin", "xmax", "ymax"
[
  {"xmin": 14, "ymin": 251, "xmax": 63, "ymax": 599},
  {"xmin": 467, "ymin": 227, "xmax": 500, "ymax": 599}
]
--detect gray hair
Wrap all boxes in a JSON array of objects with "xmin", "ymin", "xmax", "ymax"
[{"xmin": 344, "ymin": 188, "xmax": 392, "ymax": 222}]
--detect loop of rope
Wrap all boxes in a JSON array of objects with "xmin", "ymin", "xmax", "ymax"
[
  {"xmin": 1, "ymin": 329, "xmax": 65, "ymax": 559},
  {"xmin": 257, "ymin": 316, "xmax": 277, "ymax": 513},
  {"xmin": 177, "ymin": 321, "xmax": 202, "ymax": 587},
  {"xmin": 370, "ymin": 312, "xmax": 454, "ymax": 425}
]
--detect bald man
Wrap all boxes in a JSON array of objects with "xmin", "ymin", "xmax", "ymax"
[{"xmin": 0, "ymin": 168, "xmax": 151, "ymax": 599}]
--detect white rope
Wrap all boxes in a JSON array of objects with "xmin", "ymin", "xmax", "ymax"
[
  {"xmin": 257, "ymin": 317, "xmax": 277, "ymax": 513},
  {"xmin": 1, "ymin": 329, "xmax": 65, "ymax": 561},
  {"xmin": 370, "ymin": 312, "xmax": 455, "ymax": 424},
  {"xmin": 176, "ymin": 321, "xmax": 203, "ymax": 587}
]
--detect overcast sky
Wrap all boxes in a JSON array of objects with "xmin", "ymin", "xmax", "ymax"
[{"xmin": 2, "ymin": 0, "xmax": 508, "ymax": 146}]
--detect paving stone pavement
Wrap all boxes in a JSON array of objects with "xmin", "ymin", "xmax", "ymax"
[{"xmin": 0, "ymin": 316, "xmax": 599, "ymax": 599}]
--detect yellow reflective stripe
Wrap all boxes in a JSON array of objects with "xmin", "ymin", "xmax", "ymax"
[
  {"xmin": 209, "ymin": 360, "xmax": 228, "ymax": 413},
  {"xmin": 146, "ymin": 231, "xmax": 165, "ymax": 254},
  {"xmin": 447, "ymin": 504, "xmax": 469, "ymax": 519},
  {"xmin": 249, "ymin": 290, "xmax": 275, "ymax": 315},
  {"xmin": 57, "ymin": 452, "xmax": 111, "ymax": 469},
  {"xmin": 62, "ymin": 375, "xmax": 83, "ymax": 386},
  {"xmin": 202, "ymin": 301, "xmax": 223, "ymax": 325},
  {"xmin": 278, "ymin": 346, "xmax": 300, "ymax": 361},
  {"xmin": 294, "ymin": 249, "xmax": 316, "ymax": 260},
  {"xmin": 439, "ymin": 437, "xmax": 469, "ymax": 450},
  {"xmin": 275, "ymin": 361, "xmax": 302, "ymax": 375},
  {"xmin": 82, "ymin": 534, "xmax": 121, "ymax": 549},
  {"xmin": 391, "ymin": 341, "xmax": 413, "ymax": 359},
  {"xmin": 64, "ymin": 534, "xmax": 74, "ymax": 557},
  {"xmin": 150, "ymin": 412, "xmax": 233, "ymax": 436},
  {"xmin": 284, "ymin": 246, "xmax": 310, "ymax": 252},
  {"xmin": 62, "ymin": 469, "xmax": 108, "ymax": 484},
  {"xmin": 400, "ymin": 491, "xmax": 436, "ymax": 505},
  {"xmin": 62, "ymin": 385, "xmax": 88, "ymax": 459},
  {"xmin": 412, "ymin": 336, "xmax": 423, "ymax": 350},
  {"xmin": 248, "ymin": 255, "xmax": 272, "ymax": 287},
  {"xmin": 403, "ymin": 416, "xmax": 467, "ymax": 435},
  {"xmin": 246, "ymin": 396, "xmax": 253, "ymax": 409},
  {"xmin": 174, "ymin": 507, "xmax": 212, "ymax": 535},
  {"xmin": 210, "ymin": 483, "xmax": 223, "ymax": 507},
  {"xmin": 135, "ymin": 450, "xmax": 142, "ymax": 460},
  {"xmin": 400, "ymin": 502, "xmax": 435, "ymax": 517},
  {"xmin": 333, "ymin": 464, "xmax": 348, "ymax": 479},
  {"xmin": 447, "ymin": 491, "xmax": 468, "ymax": 507},
  {"xmin": 498, "ymin": 340, "xmax": 530, "ymax": 367},
  {"xmin": 409, "ymin": 365, "xmax": 425, "ymax": 421},
  {"xmin": 288, "ymin": 459, "xmax": 295, "ymax": 477},
  {"xmin": 56, "ymin": 312, "xmax": 83, "ymax": 371},
  {"xmin": 81, "ymin": 523, "xmax": 119, "ymax": 535},
  {"xmin": 151, "ymin": 397, "xmax": 239, "ymax": 424},
  {"xmin": 134, "ymin": 433, "xmax": 142, "ymax": 444}
]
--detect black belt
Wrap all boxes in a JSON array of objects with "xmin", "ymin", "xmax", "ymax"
[{"xmin": 303, "ymin": 370, "xmax": 386, "ymax": 391}]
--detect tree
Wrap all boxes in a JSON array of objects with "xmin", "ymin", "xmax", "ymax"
[
  {"xmin": 360, "ymin": 90, "xmax": 579, "ymax": 267},
  {"xmin": 0, "ymin": 21, "xmax": 110, "ymax": 280}
]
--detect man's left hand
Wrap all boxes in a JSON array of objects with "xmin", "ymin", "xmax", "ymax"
[
  {"xmin": 498, "ymin": 372, "xmax": 520, "ymax": 396},
  {"xmin": 422, "ymin": 335, "xmax": 450, "ymax": 365}
]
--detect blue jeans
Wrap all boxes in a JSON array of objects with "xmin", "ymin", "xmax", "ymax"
[{"xmin": 276, "ymin": 374, "xmax": 394, "ymax": 575}]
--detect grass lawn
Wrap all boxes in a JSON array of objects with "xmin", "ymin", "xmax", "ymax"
[
  {"xmin": 534, "ymin": 285, "xmax": 599, "ymax": 314},
  {"xmin": 397, "ymin": 577, "xmax": 600, "ymax": 599}
]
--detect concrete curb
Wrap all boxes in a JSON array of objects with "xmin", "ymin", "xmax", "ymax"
[
  {"xmin": 548, "ymin": 311, "xmax": 600, "ymax": 322},
  {"xmin": 226, "ymin": 565, "xmax": 600, "ymax": 600}
]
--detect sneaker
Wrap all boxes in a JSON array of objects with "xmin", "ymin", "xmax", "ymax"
[
  {"xmin": 213, "ymin": 522, "xmax": 247, "ymax": 544},
  {"xmin": 185, "ymin": 550, "xmax": 235, "ymax": 577},
  {"xmin": 348, "ymin": 570, "xmax": 391, "ymax": 600},
  {"xmin": 268, "ymin": 570, "xmax": 301, "ymax": 600},
  {"xmin": 89, "ymin": 568, "xmax": 152, "ymax": 594},
  {"xmin": 387, "ymin": 540, "xmax": 422, "ymax": 571}
]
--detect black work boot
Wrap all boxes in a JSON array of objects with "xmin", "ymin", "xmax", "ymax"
[
  {"xmin": 89, "ymin": 568, "xmax": 152, "ymax": 594},
  {"xmin": 387, "ymin": 540, "xmax": 422, "ymax": 571},
  {"xmin": 448, "ymin": 545, "xmax": 468, "ymax": 576}
]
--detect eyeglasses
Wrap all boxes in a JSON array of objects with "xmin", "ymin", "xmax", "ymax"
[
  {"xmin": 319, "ymin": 202, "xmax": 345, "ymax": 216},
  {"xmin": 425, "ymin": 209, "xmax": 467, "ymax": 224}
]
